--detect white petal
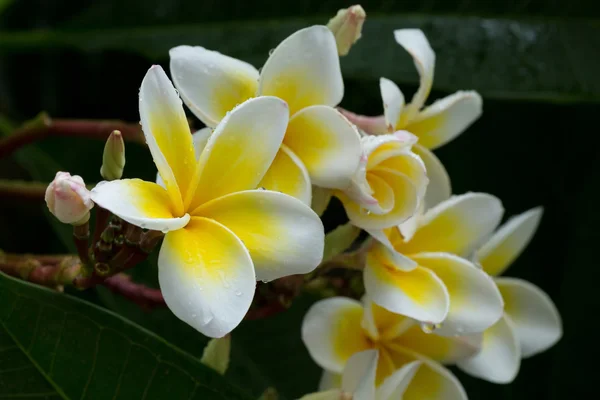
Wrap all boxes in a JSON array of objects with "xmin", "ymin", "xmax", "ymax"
[
  {"xmin": 376, "ymin": 361, "xmax": 421, "ymax": 400},
  {"xmin": 396, "ymin": 192, "xmax": 504, "ymax": 257},
  {"xmin": 194, "ymin": 190, "xmax": 324, "ymax": 282},
  {"xmin": 406, "ymin": 91, "xmax": 483, "ymax": 150},
  {"xmin": 412, "ymin": 144, "xmax": 451, "ymax": 210},
  {"xmin": 284, "ymin": 105, "xmax": 362, "ymax": 189},
  {"xmin": 319, "ymin": 370, "xmax": 342, "ymax": 391},
  {"xmin": 411, "ymin": 253, "xmax": 504, "ymax": 336},
  {"xmin": 298, "ymin": 390, "xmax": 341, "ymax": 400},
  {"xmin": 169, "ymin": 45, "xmax": 259, "ymax": 127},
  {"xmin": 476, "ymin": 207, "xmax": 543, "ymax": 277},
  {"xmin": 158, "ymin": 217, "xmax": 256, "ymax": 338},
  {"xmin": 380, "ymin": 77, "xmax": 404, "ymax": 132},
  {"xmin": 457, "ymin": 314, "xmax": 521, "ymax": 384},
  {"xmin": 259, "ymin": 25, "xmax": 344, "ymax": 114},
  {"xmin": 496, "ymin": 277, "xmax": 562, "ymax": 358},
  {"xmin": 393, "ymin": 29, "xmax": 435, "ymax": 121},
  {"xmin": 341, "ymin": 349, "xmax": 378, "ymax": 400},
  {"xmin": 302, "ymin": 297, "xmax": 371, "ymax": 373},
  {"xmin": 90, "ymin": 179, "xmax": 189, "ymax": 232},
  {"xmin": 189, "ymin": 96, "xmax": 288, "ymax": 209}
]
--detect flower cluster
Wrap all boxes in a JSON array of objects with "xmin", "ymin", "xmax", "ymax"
[{"xmin": 45, "ymin": 5, "xmax": 562, "ymax": 397}]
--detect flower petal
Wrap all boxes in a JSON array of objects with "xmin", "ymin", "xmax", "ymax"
[
  {"xmin": 302, "ymin": 297, "xmax": 371, "ymax": 373},
  {"xmin": 158, "ymin": 217, "xmax": 255, "ymax": 338},
  {"xmin": 496, "ymin": 277, "xmax": 562, "ymax": 358},
  {"xmin": 457, "ymin": 315, "xmax": 521, "ymax": 384},
  {"xmin": 376, "ymin": 361, "xmax": 421, "ymax": 400},
  {"xmin": 189, "ymin": 96, "xmax": 289, "ymax": 210},
  {"xmin": 169, "ymin": 45, "xmax": 259, "ymax": 127},
  {"xmin": 412, "ymin": 144, "xmax": 451, "ymax": 210},
  {"xmin": 364, "ymin": 253, "xmax": 449, "ymax": 324},
  {"xmin": 311, "ymin": 186, "xmax": 333, "ymax": 216},
  {"xmin": 388, "ymin": 347, "xmax": 467, "ymax": 400},
  {"xmin": 362, "ymin": 300, "xmax": 416, "ymax": 341},
  {"xmin": 139, "ymin": 65, "xmax": 196, "ymax": 214},
  {"xmin": 319, "ymin": 370, "xmax": 342, "ymax": 391},
  {"xmin": 395, "ymin": 324, "xmax": 482, "ymax": 364},
  {"xmin": 411, "ymin": 253, "xmax": 503, "ymax": 336},
  {"xmin": 341, "ymin": 349, "xmax": 378, "ymax": 400},
  {"xmin": 259, "ymin": 25, "xmax": 344, "ymax": 114},
  {"xmin": 476, "ymin": 207, "xmax": 543, "ymax": 277},
  {"xmin": 194, "ymin": 190, "xmax": 324, "ymax": 282},
  {"xmin": 393, "ymin": 29, "xmax": 435, "ymax": 122},
  {"xmin": 339, "ymin": 169, "xmax": 419, "ymax": 230},
  {"xmin": 396, "ymin": 192, "xmax": 503, "ymax": 257},
  {"xmin": 405, "ymin": 91, "xmax": 483, "ymax": 150},
  {"xmin": 258, "ymin": 145, "xmax": 312, "ymax": 205},
  {"xmin": 284, "ymin": 105, "xmax": 361, "ymax": 189},
  {"xmin": 298, "ymin": 390, "xmax": 340, "ymax": 400},
  {"xmin": 90, "ymin": 179, "xmax": 189, "ymax": 232},
  {"xmin": 380, "ymin": 77, "xmax": 404, "ymax": 132}
]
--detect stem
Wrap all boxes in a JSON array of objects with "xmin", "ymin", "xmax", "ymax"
[
  {"xmin": 73, "ymin": 221, "xmax": 90, "ymax": 264},
  {"xmin": 0, "ymin": 113, "xmax": 145, "ymax": 159},
  {"xmin": 103, "ymin": 273, "xmax": 165, "ymax": 309},
  {"xmin": 0, "ymin": 179, "xmax": 48, "ymax": 200}
]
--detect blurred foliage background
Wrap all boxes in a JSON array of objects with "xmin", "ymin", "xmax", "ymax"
[{"xmin": 0, "ymin": 0, "xmax": 598, "ymax": 398}]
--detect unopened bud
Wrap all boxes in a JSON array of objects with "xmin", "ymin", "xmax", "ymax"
[
  {"xmin": 327, "ymin": 5, "xmax": 366, "ymax": 56},
  {"xmin": 45, "ymin": 172, "xmax": 93, "ymax": 225},
  {"xmin": 200, "ymin": 335, "xmax": 231, "ymax": 375},
  {"xmin": 100, "ymin": 130, "xmax": 125, "ymax": 181}
]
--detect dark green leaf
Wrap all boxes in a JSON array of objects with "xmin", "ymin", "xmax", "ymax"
[{"xmin": 0, "ymin": 272, "xmax": 252, "ymax": 400}]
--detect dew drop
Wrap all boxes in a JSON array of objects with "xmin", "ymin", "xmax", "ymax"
[
  {"xmin": 268, "ymin": 48, "xmax": 275, "ymax": 56},
  {"xmin": 421, "ymin": 322, "xmax": 442, "ymax": 334},
  {"xmin": 360, "ymin": 207, "xmax": 371, "ymax": 215},
  {"xmin": 191, "ymin": 313, "xmax": 197, "ymax": 318},
  {"xmin": 235, "ymin": 290, "xmax": 242, "ymax": 296}
]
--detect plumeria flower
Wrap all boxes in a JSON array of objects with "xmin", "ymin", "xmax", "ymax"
[
  {"xmin": 303, "ymin": 297, "xmax": 477, "ymax": 399},
  {"xmin": 169, "ymin": 25, "xmax": 362, "ymax": 205},
  {"xmin": 91, "ymin": 66, "xmax": 324, "ymax": 338},
  {"xmin": 343, "ymin": 29, "xmax": 482, "ymax": 209},
  {"xmin": 300, "ymin": 349, "xmax": 421, "ymax": 400},
  {"xmin": 365, "ymin": 192, "xmax": 505, "ymax": 335},
  {"xmin": 457, "ymin": 208, "xmax": 562, "ymax": 383},
  {"xmin": 334, "ymin": 131, "xmax": 428, "ymax": 230}
]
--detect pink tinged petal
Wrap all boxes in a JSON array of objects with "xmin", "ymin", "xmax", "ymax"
[
  {"xmin": 90, "ymin": 179, "xmax": 189, "ymax": 232},
  {"xmin": 380, "ymin": 77, "xmax": 404, "ymax": 132},
  {"xmin": 284, "ymin": 106, "xmax": 362, "ymax": 189},
  {"xmin": 139, "ymin": 65, "xmax": 196, "ymax": 215},
  {"xmin": 337, "ymin": 107, "xmax": 388, "ymax": 135},
  {"xmin": 194, "ymin": 190, "xmax": 324, "ymax": 282},
  {"xmin": 169, "ymin": 45, "xmax": 259, "ymax": 127},
  {"xmin": 302, "ymin": 297, "xmax": 371, "ymax": 374},
  {"xmin": 411, "ymin": 253, "xmax": 504, "ymax": 336},
  {"xmin": 405, "ymin": 91, "xmax": 483, "ymax": 150},
  {"xmin": 412, "ymin": 144, "xmax": 452, "ymax": 210},
  {"xmin": 477, "ymin": 207, "xmax": 543, "ymax": 277},
  {"xmin": 496, "ymin": 277, "xmax": 562, "ymax": 358},
  {"xmin": 158, "ymin": 217, "xmax": 256, "ymax": 338},
  {"xmin": 397, "ymin": 192, "xmax": 504, "ymax": 257},
  {"xmin": 189, "ymin": 96, "xmax": 289, "ymax": 210},
  {"xmin": 364, "ymin": 251, "xmax": 450, "ymax": 324},
  {"xmin": 259, "ymin": 25, "xmax": 344, "ymax": 114},
  {"xmin": 393, "ymin": 29, "xmax": 435, "ymax": 123},
  {"xmin": 457, "ymin": 314, "xmax": 521, "ymax": 384}
]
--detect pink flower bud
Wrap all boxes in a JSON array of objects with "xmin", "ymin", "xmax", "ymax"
[
  {"xmin": 327, "ymin": 5, "xmax": 366, "ymax": 56},
  {"xmin": 45, "ymin": 172, "xmax": 94, "ymax": 225}
]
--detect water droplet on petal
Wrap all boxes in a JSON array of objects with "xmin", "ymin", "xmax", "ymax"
[
  {"xmin": 421, "ymin": 322, "xmax": 442, "ymax": 334},
  {"xmin": 235, "ymin": 290, "xmax": 242, "ymax": 296}
]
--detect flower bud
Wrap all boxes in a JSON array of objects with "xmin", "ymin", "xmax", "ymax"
[
  {"xmin": 45, "ymin": 172, "xmax": 93, "ymax": 225},
  {"xmin": 100, "ymin": 130, "xmax": 126, "ymax": 181},
  {"xmin": 326, "ymin": 5, "xmax": 366, "ymax": 56}
]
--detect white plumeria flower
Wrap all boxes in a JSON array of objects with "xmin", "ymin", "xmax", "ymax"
[
  {"xmin": 91, "ymin": 66, "xmax": 324, "ymax": 338},
  {"xmin": 302, "ymin": 298, "xmax": 475, "ymax": 400},
  {"xmin": 169, "ymin": 25, "xmax": 362, "ymax": 205},
  {"xmin": 334, "ymin": 131, "xmax": 428, "ymax": 230},
  {"xmin": 300, "ymin": 349, "xmax": 421, "ymax": 400},
  {"xmin": 457, "ymin": 207, "xmax": 562, "ymax": 383},
  {"xmin": 365, "ymin": 193, "xmax": 505, "ymax": 335},
  {"xmin": 349, "ymin": 29, "xmax": 482, "ymax": 210}
]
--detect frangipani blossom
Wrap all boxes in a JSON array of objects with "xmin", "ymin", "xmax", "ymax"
[
  {"xmin": 302, "ymin": 298, "xmax": 474, "ymax": 399},
  {"xmin": 457, "ymin": 208, "xmax": 562, "ymax": 383},
  {"xmin": 169, "ymin": 25, "xmax": 362, "ymax": 205},
  {"xmin": 91, "ymin": 66, "xmax": 324, "ymax": 338},
  {"xmin": 334, "ymin": 132, "xmax": 428, "ymax": 230},
  {"xmin": 300, "ymin": 349, "xmax": 421, "ymax": 400},
  {"xmin": 365, "ymin": 193, "xmax": 505, "ymax": 335}
]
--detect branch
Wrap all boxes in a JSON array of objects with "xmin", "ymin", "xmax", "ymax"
[
  {"xmin": 0, "ymin": 179, "xmax": 48, "ymax": 200},
  {"xmin": 0, "ymin": 112, "xmax": 145, "ymax": 158},
  {"xmin": 103, "ymin": 273, "xmax": 166, "ymax": 309}
]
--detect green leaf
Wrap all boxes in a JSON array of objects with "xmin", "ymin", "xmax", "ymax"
[
  {"xmin": 0, "ymin": 15, "xmax": 598, "ymax": 103},
  {"xmin": 0, "ymin": 271, "xmax": 252, "ymax": 400}
]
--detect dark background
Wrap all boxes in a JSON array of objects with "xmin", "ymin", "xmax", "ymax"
[{"xmin": 0, "ymin": 0, "xmax": 598, "ymax": 398}]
